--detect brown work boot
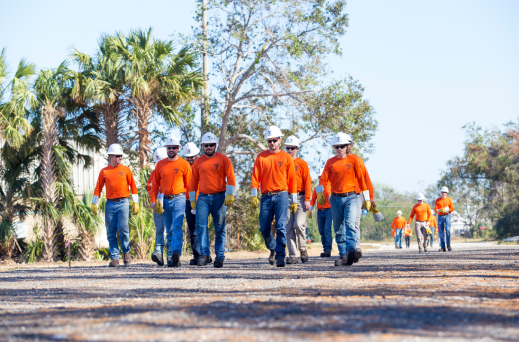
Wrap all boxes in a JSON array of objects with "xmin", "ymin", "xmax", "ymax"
[
  {"xmin": 300, "ymin": 250, "xmax": 309, "ymax": 263},
  {"xmin": 123, "ymin": 253, "xmax": 132, "ymax": 266},
  {"xmin": 109, "ymin": 259, "xmax": 119, "ymax": 267}
]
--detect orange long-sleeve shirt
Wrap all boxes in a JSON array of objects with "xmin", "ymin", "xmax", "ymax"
[
  {"xmin": 94, "ymin": 164, "xmax": 138, "ymax": 199},
  {"xmin": 428, "ymin": 215, "xmax": 438, "ymax": 232},
  {"xmin": 150, "ymin": 157, "xmax": 191, "ymax": 203},
  {"xmin": 435, "ymin": 197, "xmax": 454, "ymax": 216},
  {"xmin": 404, "ymin": 226, "xmax": 413, "ymax": 237},
  {"xmin": 319, "ymin": 155, "xmax": 367, "ymax": 195},
  {"xmin": 391, "ymin": 216, "xmax": 407, "ymax": 237},
  {"xmin": 146, "ymin": 169, "xmax": 155, "ymax": 198},
  {"xmin": 187, "ymin": 163, "xmax": 199, "ymax": 200},
  {"xmin": 350, "ymin": 154, "xmax": 374, "ymax": 200},
  {"xmin": 251, "ymin": 150, "xmax": 297, "ymax": 194},
  {"xmin": 294, "ymin": 158, "xmax": 311, "ymax": 201},
  {"xmin": 190, "ymin": 153, "xmax": 236, "ymax": 195},
  {"xmin": 310, "ymin": 183, "xmax": 331, "ymax": 209},
  {"xmin": 408, "ymin": 203, "xmax": 432, "ymax": 223}
]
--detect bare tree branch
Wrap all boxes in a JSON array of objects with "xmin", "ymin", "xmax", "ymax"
[{"xmin": 224, "ymin": 134, "xmax": 267, "ymax": 151}]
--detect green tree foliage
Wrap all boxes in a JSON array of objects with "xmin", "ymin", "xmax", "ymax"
[{"xmin": 440, "ymin": 120, "xmax": 519, "ymax": 238}]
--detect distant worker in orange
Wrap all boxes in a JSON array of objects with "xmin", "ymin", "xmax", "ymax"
[
  {"xmin": 92, "ymin": 143, "xmax": 139, "ymax": 267},
  {"xmin": 251, "ymin": 125, "xmax": 297, "ymax": 267},
  {"xmin": 435, "ymin": 186, "xmax": 455, "ymax": 252},
  {"xmin": 407, "ymin": 193, "xmax": 432, "ymax": 253},
  {"xmin": 150, "ymin": 134, "xmax": 191, "ymax": 268},
  {"xmin": 391, "ymin": 210, "xmax": 407, "ymax": 249},
  {"xmin": 404, "ymin": 225, "xmax": 413, "ymax": 248},
  {"xmin": 284, "ymin": 135, "xmax": 311, "ymax": 264},
  {"xmin": 190, "ymin": 132, "xmax": 236, "ymax": 268},
  {"xmin": 428, "ymin": 211, "xmax": 438, "ymax": 248},
  {"xmin": 310, "ymin": 167, "xmax": 332, "ymax": 257},
  {"xmin": 316, "ymin": 133, "xmax": 370, "ymax": 266},
  {"xmin": 147, "ymin": 147, "xmax": 168, "ymax": 266}
]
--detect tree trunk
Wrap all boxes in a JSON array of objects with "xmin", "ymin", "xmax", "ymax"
[
  {"xmin": 78, "ymin": 228, "xmax": 95, "ymax": 262},
  {"xmin": 98, "ymin": 101, "xmax": 122, "ymax": 155},
  {"xmin": 134, "ymin": 97, "xmax": 152, "ymax": 169},
  {"xmin": 41, "ymin": 105, "xmax": 59, "ymax": 262}
]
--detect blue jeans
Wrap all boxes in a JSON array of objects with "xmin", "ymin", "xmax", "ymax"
[
  {"xmin": 405, "ymin": 235, "xmax": 411, "ymax": 247},
  {"xmin": 185, "ymin": 199, "xmax": 201, "ymax": 259},
  {"xmin": 395, "ymin": 229, "xmax": 403, "ymax": 247},
  {"xmin": 196, "ymin": 192, "xmax": 227, "ymax": 260},
  {"xmin": 428, "ymin": 229, "xmax": 435, "ymax": 247},
  {"xmin": 163, "ymin": 195, "xmax": 186, "ymax": 256},
  {"xmin": 330, "ymin": 193, "xmax": 357, "ymax": 257},
  {"xmin": 317, "ymin": 208, "xmax": 333, "ymax": 251},
  {"xmin": 153, "ymin": 211, "xmax": 166, "ymax": 254},
  {"xmin": 259, "ymin": 192, "xmax": 288, "ymax": 259},
  {"xmin": 105, "ymin": 198, "xmax": 130, "ymax": 260},
  {"xmin": 438, "ymin": 214, "xmax": 451, "ymax": 249}
]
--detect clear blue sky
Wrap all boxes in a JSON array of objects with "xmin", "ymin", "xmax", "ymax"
[{"xmin": 1, "ymin": 0, "xmax": 518, "ymax": 194}]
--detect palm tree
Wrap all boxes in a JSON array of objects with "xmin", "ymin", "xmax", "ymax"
[
  {"xmin": 110, "ymin": 28, "xmax": 204, "ymax": 168},
  {"xmin": 0, "ymin": 48, "xmax": 36, "ymax": 148},
  {"xmin": 33, "ymin": 63, "xmax": 72, "ymax": 262}
]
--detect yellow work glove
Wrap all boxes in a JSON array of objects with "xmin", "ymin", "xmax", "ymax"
[
  {"xmin": 438, "ymin": 208, "xmax": 445, "ymax": 214},
  {"xmin": 363, "ymin": 200, "xmax": 371, "ymax": 212},
  {"xmin": 307, "ymin": 211, "xmax": 313, "ymax": 219},
  {"xmin": 191, "ymin": 201, "xmax": 196, "ymax": 210},
  {"xmin": 370, "ymin": 203, "xmax": 380, "ymax": 214},
  {"xmin": 155, "ymin": 201, "xmax": 164, "ymax": 215},
  {"xmin": 426, "ymin": 227, "xmax": 432, "ymax": 234},
  {"xmin": 91, "ymin": 203, "xmax": 98, "ymax": 215},
  {"xmin": 251, "ymin": 196, "xmax": 259, "ymax": 209},
  {"xmin": 317, "ymin": 193, "xmax": 326, "ymax": 205},
  {"xmin": 289, "ymin": 203, "xmax": 297, "ymax": 214},
  {"xmin": 132, "ymin": 203, "xmax": 140, "ymax": 215},
  {"xmin": 224, "ymin": 194, "xmax": 234, "ymax": 207}
]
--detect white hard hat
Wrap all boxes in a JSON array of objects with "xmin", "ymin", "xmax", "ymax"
[
  {"xmin": 440, "ymin": 186, "xmax": 449, "ymax": 193},
  {"xmin": 284, "ymin": 135, "xmax": 299, "ymax": 147},
  {"xmin": 331, "ymin": 132, "xmax": 352, "ymax": 146},
  {"xmin": 265, "ymin": 125, "xmax": 284, "ymax": 139},
  {"xmin": 153, "ymin": 147, "xmax": 168, "ymax": 162},
  {"xmin": 416, "ymin": 193, "xmax": 425, "ymax": 200},
  {"xmin": 107, "ymin": 143, "xmax": 124, "ymax": 155},
  {"xmin": 201, "ymin": 132, "xmax": 218, "ymax": 145},
  {"xmin": 163, "ymin": 134, "xmax": 181, "ymax": 147},
  {"xmin": 396, "ymin": 210, "xmax": 402, "ymax": 215},
  {"xmin": 182, "ymin": 142, "xmax": 200, "ymax": 157}
]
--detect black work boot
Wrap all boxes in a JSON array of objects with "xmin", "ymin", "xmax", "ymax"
[
  {"xmin": 300, "ymin": 250, "xmax": 309, "ymax": 263},
  {"xmin": 197, "ymin": 255, "xmax": 209, "ymax": 266},
  {"xmin": 447, "ymin": 245, "xmax": 452, "ymax": 251},
  {"xmin": 208, "ymin": 255, "xmax": 213, "ymax": 263},
  {"xmin": 276, "ymin": 258, "xmax": 286, "ymax": 267},
  {"xmin": 320, "ymin": 250, "xmax": 331, "ymax": 257},
  {"xmin": 152, "ymin": 252, "xmax": 164, "ymax": 266},
  {"xmin": 286, "ymin": 257, "xmax": 298, "ymax": 264},
  {"xmin": 171, "ymin": 251, "xmax": 181, "ymax": 267},
  {"xmin": 345, "ymin": 248, "xmax": 356, "ymax": 266},
  {"xmin": 269, "ymin": 250, "xmax": 275, "ymax": 265},
  {"xmin": 335, "ymin": 257, "xmax": 348, "ymax": 266},
  {"xmin": 167, "ymin": 257, "xmax": 173, "ymax": 267},
  {"xmin": 189, "ymin": 258, "xmax": 198, "ymax": 266},
  {"xmin": 439, "ymin": 248, "xmax": 446, "ymax": 252},
  {"xmin": 214, "ymin": 258, "xmax": 224, "ymax": 268},
  {"xmin": 353, "ymin": 248, "xmax": 362, "ymax": 263}
]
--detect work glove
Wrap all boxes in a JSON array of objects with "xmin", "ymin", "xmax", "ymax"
[
  {"xmin": 155, "ymin": 201, "xmax": 164, "ymax": 215},
  {"xmin": 363, "ymin": 200, "xmax": 371, "ymax": 212},
  {"xmin": 443, "ymin": 206, "xmax": 450, "ymax": 213},
  {"xmin": 438, "ymin": 208, "xmax": 445, "ymax": 214},
  {"xmin": 289, "ymin": 203, "xmax": 297, "ymax": 214},
  {"xmin": 251, "ymin": 196, "xmax": 259, "ymax": 209},
  {"xmin": 191, "ymin": 201, "xmax": 196, "ymax": 210},
  {"xmin": 91, "ymin": 203, "xmax": 98, "ymax": 215},
  {"xmin": 426, "ymin": 227, "xmax": 432, "ymax": 235},
  {"xmin": 370, "ymin": 203, "xmax": 380, "ymax": 215},
  {"xmin": 224, "ymin": 194, "xmax": 234, "ymax": 207},
  {"xmin": 317, "ymin": 193, "xmax": 326, "ymax": 205},
  {"xmin": 307, "ymin": 211, "xmax": 313, "ymax": 219},
  {"xmin": 132, "ymin": 203, "xmax": 140, "ymax": 215}
]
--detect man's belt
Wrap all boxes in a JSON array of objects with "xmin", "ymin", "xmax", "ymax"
[
  {"xmin": 201, "ymin": 191, "xmax": 225, "ymax": 197},
  {"xmin": 318, "ymin": 208, "xmax": 330, "ymax": 212},
  {"xmin": 297, "ymin": 192, "xmax": 306, "ymax": 196},
  {"xmin": 107, "ymin": 197, "xmax": 127, "ymax": 202},
  {"xmin": 164, "ymin": 194, "xmax": 185, "ymax": 200},
  {"xmin": 262, "ymin": 190, "xmax": 287, "ymax": 196},
  {"xmin": 331, "ymin": 191, "xmax": 356, "ymax": 197}
]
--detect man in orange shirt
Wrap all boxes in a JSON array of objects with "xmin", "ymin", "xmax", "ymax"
[
  {"xmin": 428, "ymin": 211, "xmax": 438, "ymax": 248},
  {"xmin": 435, "ymin": 186, "xmax": 455, "ymax": 252},
  {"xmin": 310, "ymin": 167, "xmax": 332, "ymax": 257},
  {"xmin": 392, "ymin": 210, "xmax": 407, "ymax": 249},
  {"xmin": 251, "ymin": 125, "xmax": 297, "ymax": 267},
  {"xmin": 407, "ymin": 193, "xmax": 432, "ymax": 253},
  {"xmin": 92, "ymin": 144, "xmax": 139, "ymax": 267},
  {"xmin": 147, "ymin": 147, "xmax": 168, "ymax": 266},
  {"xmin": 404, "ymin": 225, "xmax": 413, "ymax": 248},
  {"xmin": 150, "ymin": 134, "xmax": 191, "ymax": 268},
  {"xmin": 190, "ymin": 132, "xmax": 236, "ymax": 268},
  {"xmin": 284, "ymin": 135, "xmax": 311, "ymax": 264},
  {"xmin": 316, "ymin": 133, "xmax": 370, "ymax": 266}
]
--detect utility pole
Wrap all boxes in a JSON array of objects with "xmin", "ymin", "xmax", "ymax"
[{"xmin": 200, "ymin": 0, "xmax": 209, "ymax": 137}]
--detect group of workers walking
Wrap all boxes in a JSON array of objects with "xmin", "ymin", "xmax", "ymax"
[{"xmin": 391, "ymin": 188, "xmax": 454, "ymax": 252}]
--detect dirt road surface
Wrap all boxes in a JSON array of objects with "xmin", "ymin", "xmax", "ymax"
[{"xmin": 1, "ymin": 244, "xmax": 518, "ymax": 341}]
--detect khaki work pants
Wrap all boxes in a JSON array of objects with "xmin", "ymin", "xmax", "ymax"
[
  {"xmin": 415, "ymin": 221, "xmax": 428, "ymax": 251},
  {"xmin": 286, "ymin": 195, "xmax": 307, "ymax": 257}
]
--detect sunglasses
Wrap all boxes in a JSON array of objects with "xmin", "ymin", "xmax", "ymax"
[
  {"xmin": 112, "ymin": 155, "xmax": 123, "ymax": 158},
  {"xmin": 203, "ymin": 143, "xmax": 216, "ymax": 148},
  {"xmin": 267, "ymin": 138, "xmax": 279, "ymax": 143},
  {"xmin": 285, "ymin": 146, "xmax": 297, "ymax": 150},
  {"xmin": 334, "ymin": 144, "xmax": 349, "ymax": 149},
  {"xmin": 166, "ymin": 146, "xmax": 179, "ymax": 150}
]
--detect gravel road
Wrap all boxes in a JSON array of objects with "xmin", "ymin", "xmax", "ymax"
[{"xmin": 1, "ymin": 245, "xmax": 518, "ymax": 342}]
